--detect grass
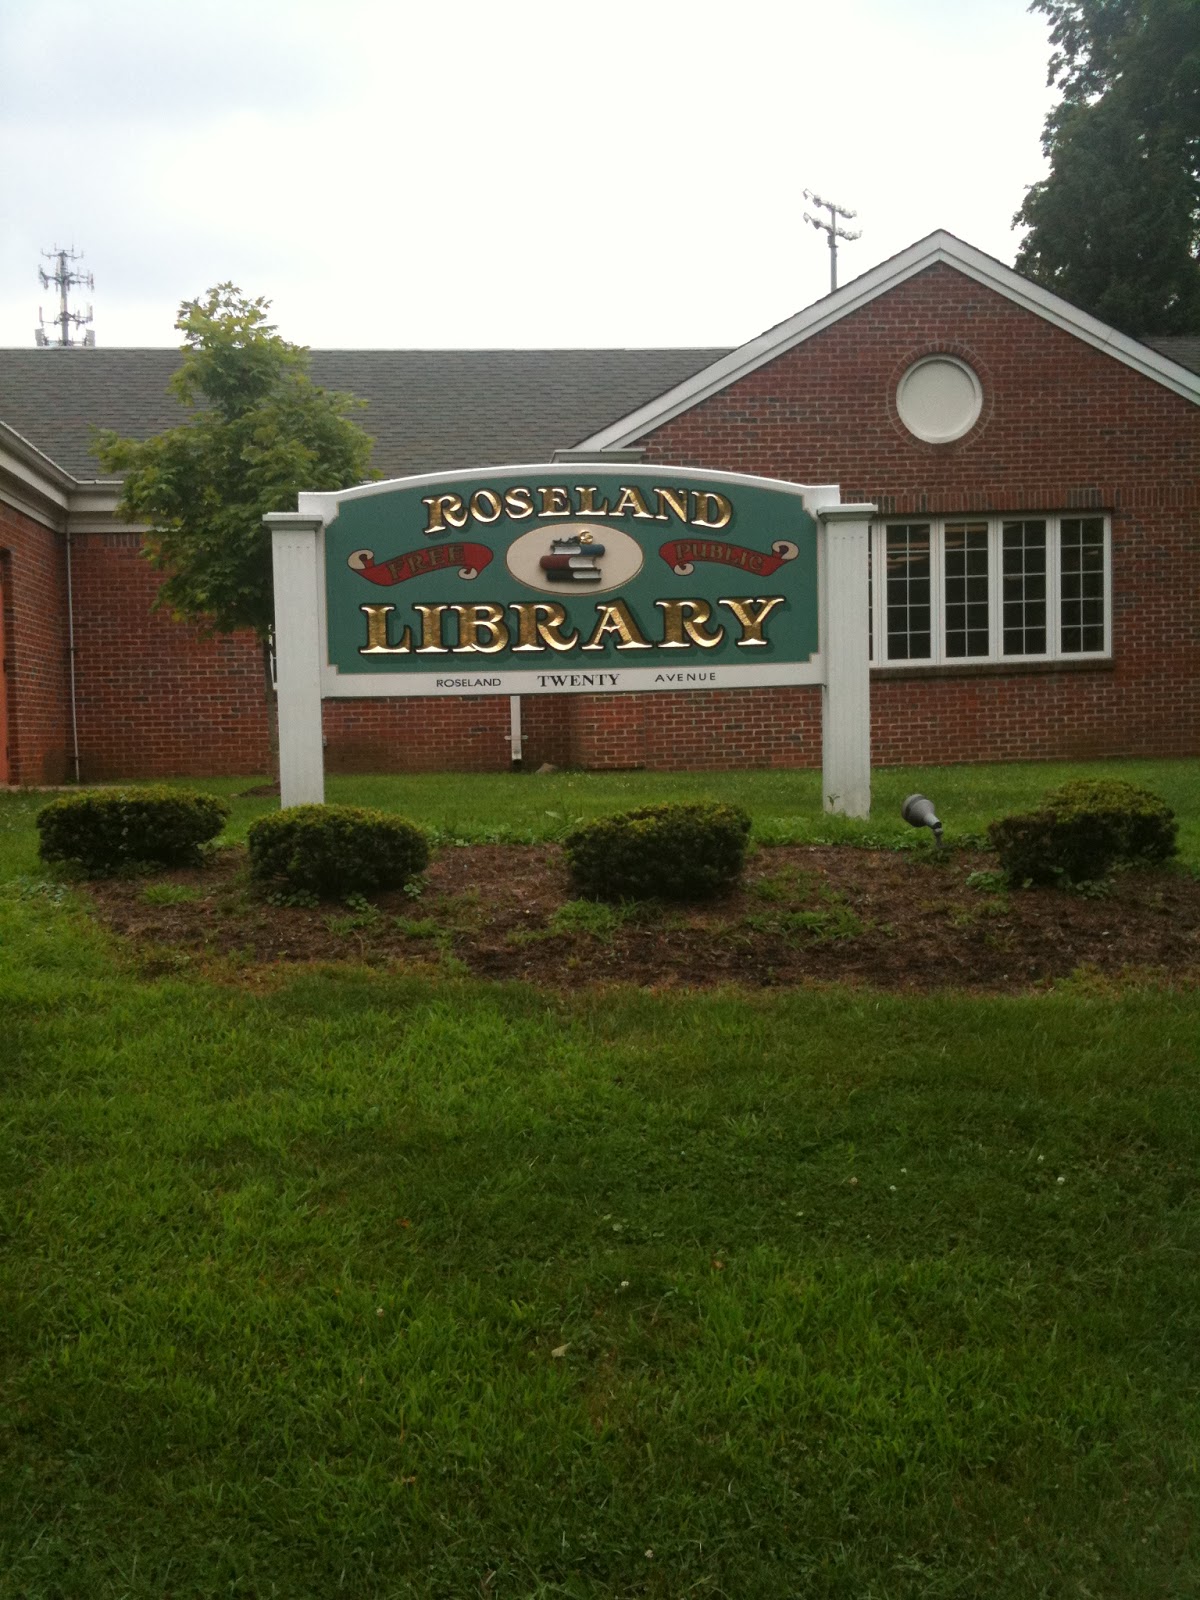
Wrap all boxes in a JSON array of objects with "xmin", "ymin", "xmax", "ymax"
[
  {"xmin": 140, "ymin": 882, "xmax": 204, "ymax": 907},
  {"xmin": 11, "ymin": 756, "xmax": 1191, "ymax": 862},
  {"xmin": 1, "ymin": 760, "xmax": 1198, "ymax": 1597},
  {"xmin": 549, "ymin": 899, "xmax": 645, "ymax": 940},
  {"xmin": 744, "ymin": 871, "xmax": 865, "ymax": 943},
  {"xmin": 743, "ymin": 901, "xmax": 866, "ymax": 944}
]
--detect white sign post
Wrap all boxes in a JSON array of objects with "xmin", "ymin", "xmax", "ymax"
[
  {"xmin": 268, "ymin": 511, "xmax": 326, "ymax": 808},
  {"xmin": 818, "ymin": 503, "xmax": 875, "ymax": 818}
]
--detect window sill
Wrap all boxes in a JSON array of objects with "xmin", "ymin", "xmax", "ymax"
[{"xmin": 870, "ymin": 657, "xmax": 1115, "ymax": 682}]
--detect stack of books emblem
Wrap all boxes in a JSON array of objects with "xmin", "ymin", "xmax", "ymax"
[{"xmin": 539, "ymin": 531, "xmax": 605, "ymax": 584}]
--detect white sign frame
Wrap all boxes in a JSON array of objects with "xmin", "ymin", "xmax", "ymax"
[{"xmin": 266, "ymin": 463, "xmax": 874, "ymax": 817}]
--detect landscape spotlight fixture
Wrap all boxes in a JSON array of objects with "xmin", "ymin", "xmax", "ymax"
[{"xmin": 902, "ymin": 793, "xmax": 944, "ymax": 848}]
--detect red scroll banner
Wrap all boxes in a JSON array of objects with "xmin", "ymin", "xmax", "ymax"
[
  {"xmin": 348, "ymin": 542, "xmax": 494, "ymax": 585},
  {"xmin": 658, "ymin": 537, "xmax": 799, "ymax": 577}
]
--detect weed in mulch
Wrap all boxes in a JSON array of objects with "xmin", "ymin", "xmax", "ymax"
[{"xmin": 75, "ymin": 842, "xmax": 1200, "ymax": 995}]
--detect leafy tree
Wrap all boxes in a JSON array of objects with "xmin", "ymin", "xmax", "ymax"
[
  {"xmin": 96, "ymin": 285, "xmax": 375, "ymax": 641},
  {"xmin": 1014, "ymin": 0, "xmax": 1200, "ymax": 335}
]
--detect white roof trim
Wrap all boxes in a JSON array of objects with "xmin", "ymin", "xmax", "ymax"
[
  {"xmin": 0, "ymin": 420, "xmax": 125, "ymax": 529},
  {"xmin": 0, "ymin": 419, "xmax": 122, "ymax": 494},
  {"xmin": 577, "ymin": 231, "xmax": 1200, "ymax": 450},
  {"xmin": 0, "ymin": 420, "xmax": 80, "ymax": 496}
]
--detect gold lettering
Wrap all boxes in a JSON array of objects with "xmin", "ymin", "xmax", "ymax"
[
  {"xmin": 691, "ymin": 491, "xmax": 732, "ymax": 529},
  {"xmin": 611, "ymin": 485, "xmax": 654, "ymax": 519},
  {"xmin": 359, "ymin": 603, "xmax": 413, "ymax": 654},
  {"xmin": 413, "ymin": 603, "xmax": 451, "ymax": 653},
  {"xmin": 504, "ymin": 486, "xmax": 534, "ymax": 519},
  {"xmin": 538, "ymin": 486, "xmax": 572, "ymax": 517},
  {"xmin": 654, "ymin": 598, "xmax": 725, "ymax": 649},
  {"xmin": 451, "ymin": 603, "xmax": 509, "ymax": 653},
  {"xmin": 653, "ymin": 486, "xmax": 691, "ymax": 523},
  {"xmin": 469, "ymin": 489, "xmax": 503, "ymax": 524},
  {"xmin": 509, "ymin": 601, "xmax": 579, "ymax": 652},
  {"xmin": 421, "ymin": 493, "xmax": 468, "ymax": 534},
  {"xmin": 718, "ymin": 595, "xmax": 785, "ymax": 646},
  {"xmin": 575, "ymin": 485, "xmax": 610, "ymax": 516},
  {"xmin": 582, "ymin": 600, "xmax": 653, "ymax": 651}
]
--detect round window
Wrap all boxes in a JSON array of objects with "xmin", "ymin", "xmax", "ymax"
[{"xmin": 896, "ymin": 356, "xmax": 982, "ymax": 443}]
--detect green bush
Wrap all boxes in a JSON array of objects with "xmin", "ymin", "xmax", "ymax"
[
  {"xmin": 562, "ymin": 801, "xmax": 751, "ymax": 902},
  {"xmin": 1041, "ymin": 777, "xmax": 1178, "ymax": 864},
  {"xmin": 988, "ymin": 777, "xmax": 1177, "ymax": 887},
  {"xmin": 246, "ymin": 804, "xmax": 429, "ymax": 900},
  {"xmin": 36, "ymin": 786, "xmax": 230, "ymax": 874}
]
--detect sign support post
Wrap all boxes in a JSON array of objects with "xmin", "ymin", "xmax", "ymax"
[
  {"xmin": 266, "ymin": 511, "xmax": 326, "ymax": 809},
  {"xmin": 818, "ymin": 503, "xmax": 875, "ymax": 819}
]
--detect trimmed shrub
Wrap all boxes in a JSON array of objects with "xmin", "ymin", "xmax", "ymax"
[
  {"xmin": 988, "ymin": 777, "xmax": 1177, "ymax": 887},
  {"xmin": 563, "ymin": 801, "xmax": 751, "ymax": 902},
  {"xmin": 36, "ymin": 786, "xmax": 230, "ymax": 874},
  {"xmin": 1040, "ymin": 778, "xmax": 1178, "ymax": 866},
  {"xmin": 246, "ymin": 804, "xmax": 429, "ymax": 900}
]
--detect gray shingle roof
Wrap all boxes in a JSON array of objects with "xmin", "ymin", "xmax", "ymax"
[
  {"xmin": 1143, "ymin": 336, "xmax": 1200, "ymax": 376},
  {"xmin": 0, "ymin": 347, "xmax": 730, "ymax": 482},
  {"xmin": 4, "ymin": 327, "xmax": 1194, "ymax": 487}
]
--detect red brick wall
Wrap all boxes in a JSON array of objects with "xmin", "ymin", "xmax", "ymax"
[
  {"xmin": 323, "ymin": 696, "xmax": 512, "ymax": 773},
  {"xmin": 642, "ymin": 264, "xmax": 1199, "ymax": 507},
  {"xmin": 0, "ymin": 501, "xmax": 71, "ymax": 784},
  {"xmin": 634, "ymin": 263, "xmax": 1200, "ymax": 767},
  {"xmin": 298, "ymin": 267, "xmax": 1198, "ymax": 775},
  {"xmin": 318, "ymin": 685, "xmax": 825, "ymax": 773},
  {"xmin": 69, "ymin": 533, "xmax": 271, "ymax": 779},
  {"xmin": 522, "ymin": 686, "xmax": 822, "ymax": 771},
  {"xmin": 320, "ymin": 685, "xmax": 825, "ymax": 774}
]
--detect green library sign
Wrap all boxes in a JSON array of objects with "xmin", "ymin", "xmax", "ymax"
[{"xmin": 317, "ymin": 466, "xmax": 821, "ymax": 696}]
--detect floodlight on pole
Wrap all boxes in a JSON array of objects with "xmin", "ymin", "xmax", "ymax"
[{"xmin": 802, "ymin": 190, "xmax": 862, "ymax": 293}]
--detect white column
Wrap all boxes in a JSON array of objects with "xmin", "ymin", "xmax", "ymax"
[
  {"xmin": 265, "ymin": 512, "xmax": 326, "ymax": 809},
  {"xmin": 818, "ymin": 503, "xmax": 875, "ymax": 819}
]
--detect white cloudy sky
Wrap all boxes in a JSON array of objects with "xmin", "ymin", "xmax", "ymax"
[{"xmin": 0, "ymin": 0, "xmax": 1056, "ymax": 351}]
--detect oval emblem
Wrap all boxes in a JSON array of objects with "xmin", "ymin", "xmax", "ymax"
[{"xmin": 506, "ymin": 522, "xmax": 644, "ymax": 596}]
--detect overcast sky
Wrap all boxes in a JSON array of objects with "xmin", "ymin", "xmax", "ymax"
[{"xmin": 0, "ymin": 0, "xmax": 1056, "ymax": 351}]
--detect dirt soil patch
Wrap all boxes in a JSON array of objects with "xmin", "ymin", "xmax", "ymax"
[{"xmin": 81, "ymin": 844, "xmax": 1200, "ymax": 994}]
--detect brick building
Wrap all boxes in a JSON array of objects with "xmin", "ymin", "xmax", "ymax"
[{"xmin": 1, "ymin": 231, "xmax": 1197, "ymax": 786}]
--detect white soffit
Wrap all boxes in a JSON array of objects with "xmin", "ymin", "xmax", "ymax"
[
  {"xmin": 0, "ymin": 421, "xmax": 76, "ymax": 499},
  {"xmin": 577, "ymin": 231, "xmax": 1200, "ymax": 450}
]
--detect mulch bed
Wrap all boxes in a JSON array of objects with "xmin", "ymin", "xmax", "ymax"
[{"xmin": 81, "ymin": 844, "xmax": 1200, "ymax": 995}]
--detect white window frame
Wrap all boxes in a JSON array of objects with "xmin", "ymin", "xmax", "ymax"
[{"xmin": 869, "ymin": 513, "xmax": 1111, "ymax": 667}]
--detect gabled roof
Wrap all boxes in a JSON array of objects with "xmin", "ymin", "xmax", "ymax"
[
  {"xmin": 2, "ymin": 230, "xmax": 1197, "ymax": 494},
  {"xmin": 576, "ymin": 230, "xmax": 1200, "ymax": 451},
  {"xmin": 0, "ymin": 346, "xmax": 729, "ymax": 482}
]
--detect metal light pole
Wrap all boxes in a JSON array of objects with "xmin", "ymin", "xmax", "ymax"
[{"xmin": 802, "ymin": 191, "xmax": 861, "ymax": 292}]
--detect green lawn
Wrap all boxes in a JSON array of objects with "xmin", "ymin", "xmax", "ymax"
[
  {"xmin": 2, "ymin": 762, "xmax": 1198, "ymax": 1597},
  {"xmin": 8, "ymin": 754, "xmax": 1197, "ymax": 860}
]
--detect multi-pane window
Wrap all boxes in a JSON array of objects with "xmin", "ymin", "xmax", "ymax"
[
  {"xmin": 885, "ymin": 524, "xmax": 931, "ymax": 661},
  {"xmin": 1001, "ymin": 520, "xmax": 1047, "ymax": 656},
  {"xmin": 945, "ymin": 521, "xmax": 990, "ymax": 658},
  {"xmin": 1060, "ymin": 517, "xmax": 1106, "ymax": 653},
  {"xmin": 870, "ymin": 514, "xmax": 1109, "ymax": 665}
]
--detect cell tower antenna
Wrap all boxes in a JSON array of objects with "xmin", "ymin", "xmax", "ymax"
[
  {"xmin": 35, "ymin": 246, "xmax": 96, "ymax": 348},
  {"xmin": 802, "ymin": 192, "xmax": 862, "ymax": 293}
]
